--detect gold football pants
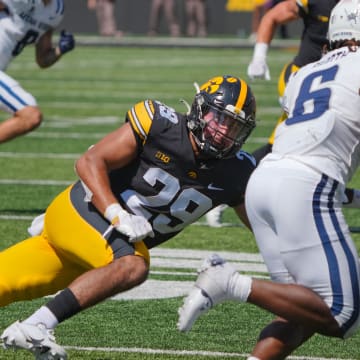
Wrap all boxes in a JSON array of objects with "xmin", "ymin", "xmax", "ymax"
[{"xmin": 0, "ymin": 185, "xmax": 149, "ymax": 306}]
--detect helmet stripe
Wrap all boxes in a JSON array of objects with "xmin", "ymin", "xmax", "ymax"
[{"xmin": 235, "ymin": 79, "xmax": 248, "ymax": 111}]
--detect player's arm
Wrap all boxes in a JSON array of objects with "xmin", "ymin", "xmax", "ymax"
[
  {"xmin": 247, "ymin": 0, "xmax": 299, "ymax": 80},
  {"xmin": 75, "ymin": 122, "xmax": 138, "ymax": 216},
  {"xmin": 256, "ymin": 0, "xmax": 299, "ymax": 44},
  {"xmin": 35, "ymin": 29, "xmax": 75, "ymax": 68},
  {"xmin": 233, "ymin": 203, "xmax": 252, "ymax": 231},
  {"xmin": 75, "ymin": 122, "xmax": 154, "ymax": 242}
]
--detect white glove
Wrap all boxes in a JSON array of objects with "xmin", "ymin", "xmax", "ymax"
[
  {"xmin": 104, "ymin": 203, "xmax": 154, "ymax": 243},
  {"xmin": 247, "ymin": 43, "xmax": 271, "ymax": 81},
  {"xmin": 247, "ymin": 58, "xmax": 271, "ymax": 80}
]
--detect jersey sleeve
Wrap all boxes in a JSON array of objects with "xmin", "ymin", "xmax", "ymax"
[
  {"xmin": 228, "ymin": 151, "xmax": 257, "ymax": 207},
  {"xmin": 126, "ymin": 100, "xmax": 155, "ymax": 146}
]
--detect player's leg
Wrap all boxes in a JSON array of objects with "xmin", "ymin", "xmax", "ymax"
[
  {"xmin": 0, "ymin": 71, "xmax": 42, "ymax": 143},
  {"xmin": 179, "ymin": 161, "xmax": 360, "ymax": 346},
  {"xmin": 0, "ymin": 234, "xmax": 83, "ymax": 360},
  {"xmin": 1, "ymin": 184, "xmax": 151, "ymax": 358},
  {"xmin": 36, "ymin": 183, "xmax": 151, "ymax": 311},
  {"xmin": 195, "ymin": 0, "xmax": 207, "ymax": 37},
  {"xmin": 248, "ymin": 318, "xmax": 315, "ymax": 360},
  {"xmin": 0, "ymin": 236, "xmax": 84, "ymax": 307},
  {"xmin": 148, "ymin": 0, "xmax": 162, "ymax": 35},
  {"xmin": 247, "ymin": 161, "xmax": 360, "ymax": 337}
]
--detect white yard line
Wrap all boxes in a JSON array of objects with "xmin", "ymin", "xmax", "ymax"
[
  {"xmin": 0, "ymin": 179, "xmax": 72, "ymax": 186},
  {"xmin": 63, "ymin": 345, "xmax": 356, "ymax": 360},
  {"xmin": 0, "ymin": 151, "xmax": 80, "ymax": 159}
]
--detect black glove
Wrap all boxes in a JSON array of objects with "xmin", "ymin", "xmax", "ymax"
[{"xmin": 58, "ymin": 30, "xmax": 75, "ymax": 55}]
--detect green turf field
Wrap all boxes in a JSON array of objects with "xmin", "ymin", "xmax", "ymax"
[{"xmin": 0, "ymin": 44, "xmax": 359, "ymax": 359}]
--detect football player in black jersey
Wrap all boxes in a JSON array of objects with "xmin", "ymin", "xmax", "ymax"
[
  {"xmin": 0, "ymin": 75, "xmax": 256, "ymax": 359},
  {"xmin": 247, "ymin": 0, "xmax": 339, "ymax": 159}
]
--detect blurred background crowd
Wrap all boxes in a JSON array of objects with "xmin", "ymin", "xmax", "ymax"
[{"xmin": 67, "ymin": 0, "xmax": 299, "ymax": 40}]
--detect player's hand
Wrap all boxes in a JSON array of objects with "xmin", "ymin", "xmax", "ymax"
[
  {"xmin": 105, "ymin": 204, "xmax": 154, "ymax": 242},
  {"xmin": 114, "ymin": 210, "xmax": 154, "ymax": 242},
  {"xmin": 247, "ymin": 58, "xmax": 271, "ymax": 81},
  {"xmin": 58, "ymin": 30, "xmax": 75, "ymax": 55}
]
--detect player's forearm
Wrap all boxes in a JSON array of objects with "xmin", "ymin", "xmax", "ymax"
[
  {"xmin": 75, "ymin": 153, "xmax": 120, "ymax": 216},
  {"xmin": 256, "ymin": 1, "xmax": 299, "ymax": 44},
  {"xmin": 36, "ymin": 46, "xmax": 61, "ymax": 68},
  {"xmin": 255, "ymin": 13, "xmax": 278, "ymax": 44}
]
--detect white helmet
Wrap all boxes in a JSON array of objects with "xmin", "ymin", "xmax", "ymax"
[{"xmin": 328, "ymin": 0, "xmax": 360, "ymax": 45}]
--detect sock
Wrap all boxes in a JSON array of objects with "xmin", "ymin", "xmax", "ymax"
[
  {"xmin": 45, "ymin": 288, "xmax": 82, "ymax": 324},
  {"xmin": 228, "ymin": 272, "xmax": 252, "ymax": 302},
  {"xmin": 247, "ymin": 357, "xmax": 261, "ymax": 360},
  {"xmin": 23, "ymin": 306, "xmax": 59, "ymax": 330},
  {"xmin": 343, "ymin": 188, "xmax": 360, "ymax": 208}
]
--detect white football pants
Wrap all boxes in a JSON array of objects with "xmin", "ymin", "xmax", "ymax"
[{"xmin": 245, "ymin": 157, "xmax": 360, "ymax": 338}]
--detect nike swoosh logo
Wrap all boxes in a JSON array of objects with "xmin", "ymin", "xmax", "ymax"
[{"xmin": 208, "ymin": 183, "xmax": 224, "ymax": 191}]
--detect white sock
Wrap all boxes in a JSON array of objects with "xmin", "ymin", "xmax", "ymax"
[
  {"xmin": 23, "ymin": 306, "xmax": 59, "ymax": 330},
  {"xmin": 247, "ymin": 357, "xmax": 261, "ymax": 360},
  {"xmin": 228, "ymin": 272, "xmax": 252, "ymax": 302}
]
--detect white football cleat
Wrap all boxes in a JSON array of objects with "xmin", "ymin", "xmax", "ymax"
[
  {"xmin": 177, "ymin": 254, "xmax": 237, "ymax": 332},
  {"xmin": 1, "ymin": 321, "xmax": 67, "ymax": 360}
]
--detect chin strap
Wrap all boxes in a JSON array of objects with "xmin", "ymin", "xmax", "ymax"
[
  {"xmin": 179, "ymin": 99, "xmax": 191, "ymax": 115},
  {"xmin": 193, "ymin": 82, "xmax": 200, "ymax": 93}
]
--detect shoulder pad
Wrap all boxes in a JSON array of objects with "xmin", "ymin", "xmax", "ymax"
[{"xmin": 126, "ymin": 100, "xmax": 155, "ymax": 144}]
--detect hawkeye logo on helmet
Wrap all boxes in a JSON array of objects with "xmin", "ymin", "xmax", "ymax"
[
  {"xmin": 200, "ymin": 76, "xmax": 225, "ymax": 94},
  {"xmin": 200, "ymin": 76, "xmax": 239, "ymax": 94}
]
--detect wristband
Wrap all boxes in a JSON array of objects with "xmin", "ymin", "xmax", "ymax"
[
  {"xmin": 104, "ymin": 203, "xmax": 123, "ymax": 224},
  {"xmin": 253, "ymin": 42, "xmax": 269, "ymax": 60}
]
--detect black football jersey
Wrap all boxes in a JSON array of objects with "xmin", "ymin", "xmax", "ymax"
[
  {"xmin": 71, "ymin": 100, "xmax": 255, "ymax": 248},
  {"xmin": 294, "ymin": 0, "xmax": 339, "ymax": 67}
]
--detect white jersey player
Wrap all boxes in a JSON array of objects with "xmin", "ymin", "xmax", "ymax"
[
  {"xmin": 247, "ymin": 22, "xmax": 360, "ymax": 294},
  {"xmin": 178, "ymin": 1, "xmax": 360, "ymax": 359},
  {"xmin": 0, "ymin": 0, "xmax": 74, "ymax": 143}
]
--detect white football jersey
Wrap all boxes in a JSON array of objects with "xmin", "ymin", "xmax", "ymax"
[
  {"xmin": 0, "ymin": 0, "xmax": 64, "ymax": 70},
  {"xmin": 273, "ymin": 46, "xmax": 360, "ymax": 185}
]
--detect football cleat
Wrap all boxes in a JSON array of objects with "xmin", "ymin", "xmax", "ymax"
[
  {"xmin": 1, "ymin": 321, "xmax": 67, "ymax": 360},
  {"xmin": 177, "ymin": 254, "xmax": 237, "ymax": 332}
]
